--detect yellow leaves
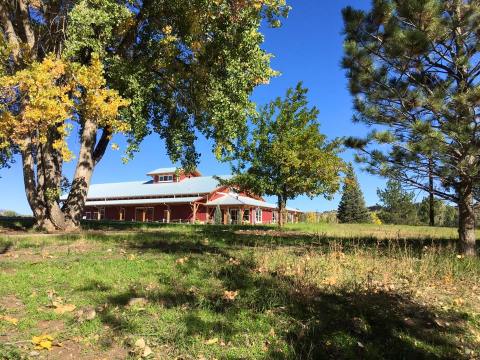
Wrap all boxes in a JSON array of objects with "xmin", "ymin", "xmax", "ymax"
[
  {"xmin": 32, "ymin": 334, "xmax": 54, "ymax": 351},
  {"xmin": 176, "ymin": 256, "xmax": 189, "ymax": 264},
  {"xmin": 0, "ymin": 315, "xmax": 18, "ymax": 325},
  {"xmin": 52, "ymin": 302, "xmax": 76, "ymax": 314},
  {"xmin": 222, "ymin": 290, "xmax": 239, "ymax": 301},
  {"xmin": 0, "ymin": 52, "xmax": 130, "ymax": 161},
  {"xmin": 204, "ymin": 337, "xmax": 219, "ymax": 345}
]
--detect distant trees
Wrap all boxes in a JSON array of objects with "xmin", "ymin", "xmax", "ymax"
[
  {"xmin": 337, "ymin": 164, "xmax": 370, "ymax": 223},
  {"xmin": 214, "ymin": 205, "xmax": 222, "ymax": 225},
  {"xmin": 342, "ymin": 1, "xmax": 480, "ymax": 255},
  {"xmin": 377, "ymin": 180, "xmax": 418, "ymax": 225},
  {"xmin": 227, "ymin": 83, "xmax": 344, "ymax": 227}
]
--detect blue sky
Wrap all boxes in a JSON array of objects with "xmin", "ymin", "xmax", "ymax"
[{"xmin": 0, "ymin": 0, "xmax": 391, "ymax": 215}]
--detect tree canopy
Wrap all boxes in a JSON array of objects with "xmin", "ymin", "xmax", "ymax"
[
  {"xmin": 0, "ymin": 0, "xmax": 289, "ymax": 230},
  {"xmin": 342, "ymin": 0, "xmax": 480, "ymax": 255},
  {"xmin": 226, "ymin": 82, "xmax": 344, "ymax": 226}
]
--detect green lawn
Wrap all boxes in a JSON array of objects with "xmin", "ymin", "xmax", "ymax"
[{"xmin": 0, "ymin": 222, "xmax": 479, "ymax": 359}]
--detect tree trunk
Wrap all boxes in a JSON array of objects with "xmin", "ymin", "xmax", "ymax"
[
  {"xmin": 428, "ymin": 158, "xmax": 435, "ymax": 227},
  {"xmin": 21, "ymin": 120, "xmax": 110, "ymax": 232},
  {"xmin": 63, "ymin": 119, "xmax": 98, "ymax": 227},
  {"xmin": 458, "ymin": 183, "xmax": 476, "ymax": 256},
  {"xmin": 278, "ymin": 196, "xmax": 286, "ymax": 228}
]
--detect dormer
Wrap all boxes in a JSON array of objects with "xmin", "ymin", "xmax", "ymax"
[{"xmin": 147, "ymin": 167, "xmax": 202, "ymax": 183}]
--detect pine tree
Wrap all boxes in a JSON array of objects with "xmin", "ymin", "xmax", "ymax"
[
  {"xmin": 342, "ymin": 1, "xmax": 480, "ymax": 255},
  {"xmin": 337, "ymin": 164, "xmax": 370, "ymax": 223},
  {"xmin": 377, "ymin": 180, "xmax": 418, "ymax": 225},
  {"xmin": 214, "ymin": 205, "xmax": 222, "ymax": 225}
]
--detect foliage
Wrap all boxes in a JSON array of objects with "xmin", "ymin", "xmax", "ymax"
[
  {"xmin": 226, "ymin": 82, "xmax": 344, "ymax": 226},
  {"xmin": 0, "ymin": 0, "xmax": 289, "ymax": 229},
  {"xmin": 370, "ymin": 212, "xmax": 382, "ymax": 225},
  {"xmin": 417, "ymin": 197, "xmax": 459, "ymax": 228},
  {"xmin": 377, "ymin": 180, "xmax": 418, "ymax": 225},
  {"xmin": 337, "ymin": 163, "xmax": 370, "ymax": 223},
  {"xmin": 214, "ymin": 205, "xmax": 222, "ymax": 225},
  {"xmin": 0, "ymin": 54, "xmax": 129, "ymax": 162},
  {"xmin": 342, "ymin": 0, "xmax": 480, "ymax": 254}
]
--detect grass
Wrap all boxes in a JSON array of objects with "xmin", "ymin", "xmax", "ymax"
[{"xmin": 0, "ymin": 222, "xmax": 479, "ymax": 359}]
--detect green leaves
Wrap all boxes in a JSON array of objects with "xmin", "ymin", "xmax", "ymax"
[{"xmin": 228, "ymin": 82, "xmax": 344, "ymax": 211}]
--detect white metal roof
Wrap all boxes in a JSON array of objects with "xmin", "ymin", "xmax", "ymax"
[
  {"xmin": 146, "ymin": 167, "xmax": 178, "ymax": 175},
  {"xmin": 205, "ymin": 193, "xmax": 302, "ymax": 212},
  {"xmin": 206, "ymin": 193, "xmax": 276, "ymax": 209},
  {"xmin": 79, "ymin": 175, "xmax": 232, "ymax": 200},
  {"xmin": 85, "ymin": 197, "xmax": 201, "ymax": 207}
]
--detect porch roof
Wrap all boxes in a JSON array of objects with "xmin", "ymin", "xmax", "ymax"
[{"xmin": 205, "ymin": 193, "xmax": 277, "ymax": 209}]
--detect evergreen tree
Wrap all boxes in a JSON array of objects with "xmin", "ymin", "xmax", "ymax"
[
  {"xmin": 377, "ymin": 180, "xmax": 418, "ymax": 225},
  {"xmin": 337, "ymin": 164, "xmax": 370, "ymax": 223},
  {"xmin": 214, "ymin": 205, "xmax": 222, "ymax": 225},
  {"xmin": 342, "ymin": 1, "xmax": 480, "ymax": 255}
]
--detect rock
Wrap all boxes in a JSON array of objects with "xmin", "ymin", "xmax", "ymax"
[
  {"xmin": 127, "ymin": 297, "xmax": 148, "ymax": 307},
  {"xmin": 29, "ymin": 351, "xmax": 40, "ymax": 357},
  {"xmin": 142, "ymin": 345, "xmax": 153, "ymax": 357}
]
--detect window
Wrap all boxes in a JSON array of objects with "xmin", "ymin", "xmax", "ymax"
[
  {"xmin": 255, "ymin": 208, "xmax": 262, "ymax": 224},
  {"xmin": 156, "ymin": 174, "xmax": 174, "ymax": 182},
  {"xmin": 85, "ymin": 212, "xmax": 91, "ymax": 220},
  {"xmin": 272, "ymin": 211, "xmax": 277, "ymax": 224},
  {"xmin": 243, "ymin": 209, "xmax": 250, "ymax": 223},
  {"xmin": 99, "ymin": 208, "xmax": 105, "ymax": 220}
]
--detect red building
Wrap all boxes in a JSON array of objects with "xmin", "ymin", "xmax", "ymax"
[{"xmin": 82, "ymin": 167, "xmax": 302, "ymax": 224}]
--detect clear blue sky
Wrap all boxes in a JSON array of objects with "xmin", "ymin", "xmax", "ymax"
[{"xmin": 0, "ymin": 0, "xmax": 391, "ymax": 215}]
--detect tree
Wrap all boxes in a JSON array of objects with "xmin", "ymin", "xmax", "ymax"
[
  {"xmin": 342, "ymin": 1, "xmax": 480, "ymax": 255},
  {"xmin": 226, "ymin": 82, "xmax": 344, "ymax": 227},
  {"xmin": 337, "ymin": 163, "xmax": 370, "ymax": 223},
  {"xmin": 377, "ymin": 180, "xmax": 418, "ymax": 225},
  {"xmin": 0, "ymin": 0, "xmax": 289, "ymax": 231},
  {"xmin": 214, "ymin": 205, "xmax": 222, "ymax": 225}
]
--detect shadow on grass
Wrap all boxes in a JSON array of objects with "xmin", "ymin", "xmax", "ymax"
[{"xmin": 85, "ymin": 244, "xmax": 472, "ymax": 359}]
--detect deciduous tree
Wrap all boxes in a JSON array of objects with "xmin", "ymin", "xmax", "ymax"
[
  {"xmin": 0, "ymin": 0, "xmax": 289, "ymax": 231},
  {"xmin": 226, "ymin": 83, "xmax": 344, "ymax": 227},
  {"xmin": 342, "ymin": 0, "xmax": 480, "ymax": 255}
]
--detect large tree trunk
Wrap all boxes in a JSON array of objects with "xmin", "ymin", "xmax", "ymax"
[
  {"xmin": 277, "ymin": 195, "xmax": 286, "ymax": 228},
  {"xmin": 21, "ymin": 120, "xmax": 110, "ymax": 232},
  {"xmin": 458, "ymin": 183, "xmax": 476, "ymax": 256}
]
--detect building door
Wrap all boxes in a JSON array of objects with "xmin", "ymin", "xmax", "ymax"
[
  {"xmin": 135, "ymin": 208, "xmax": 145, "ymax": 222},
  {"xmin": 146, "ymin": 207, "xmax": 154, "ymax": 222},
  {"xmin": 119, "ymin": 208, "xmax": 125, "ymax": 221},
  {"xmin": 229, "ymin": 209, "xmax": 239, "ymax": 224}
]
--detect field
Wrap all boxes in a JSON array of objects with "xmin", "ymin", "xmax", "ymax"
[{"xmin": 0, "ymin": 221, "xmax": 479, "ymax": 359}]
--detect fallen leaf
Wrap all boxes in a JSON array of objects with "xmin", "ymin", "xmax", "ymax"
[
  {"xmin": 204, "ymin": 337, "xmax": 219, "ymax": 345},
  {"xmin": 223, "ymin": 290, "xmax": 239, "ymax": 301},
  {"xmin": 53, "ymin": 303, "xmax": 76, "ymax": 314},
  {"xmin": 176, "ymin": 257, "xmax": 189, "ymax": 264},
  {"xmin": 0, "ymin": 315, "xmax": 18, "ymax": 325},
  {"xmin": 32, "ymin": 334, "xmax": 54, "ymax": 351},
  {"xmin": 142, "ymin": 345, "xmax": 153, "ymax": 357},
  {"xmin": 134, "ymin": 337, "xmax": 146, "ymax": 349}
]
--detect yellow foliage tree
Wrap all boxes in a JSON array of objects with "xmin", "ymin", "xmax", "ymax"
[{"xmin": 0, "ymin": 54, "xmax": 129, "ymax": 230}]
